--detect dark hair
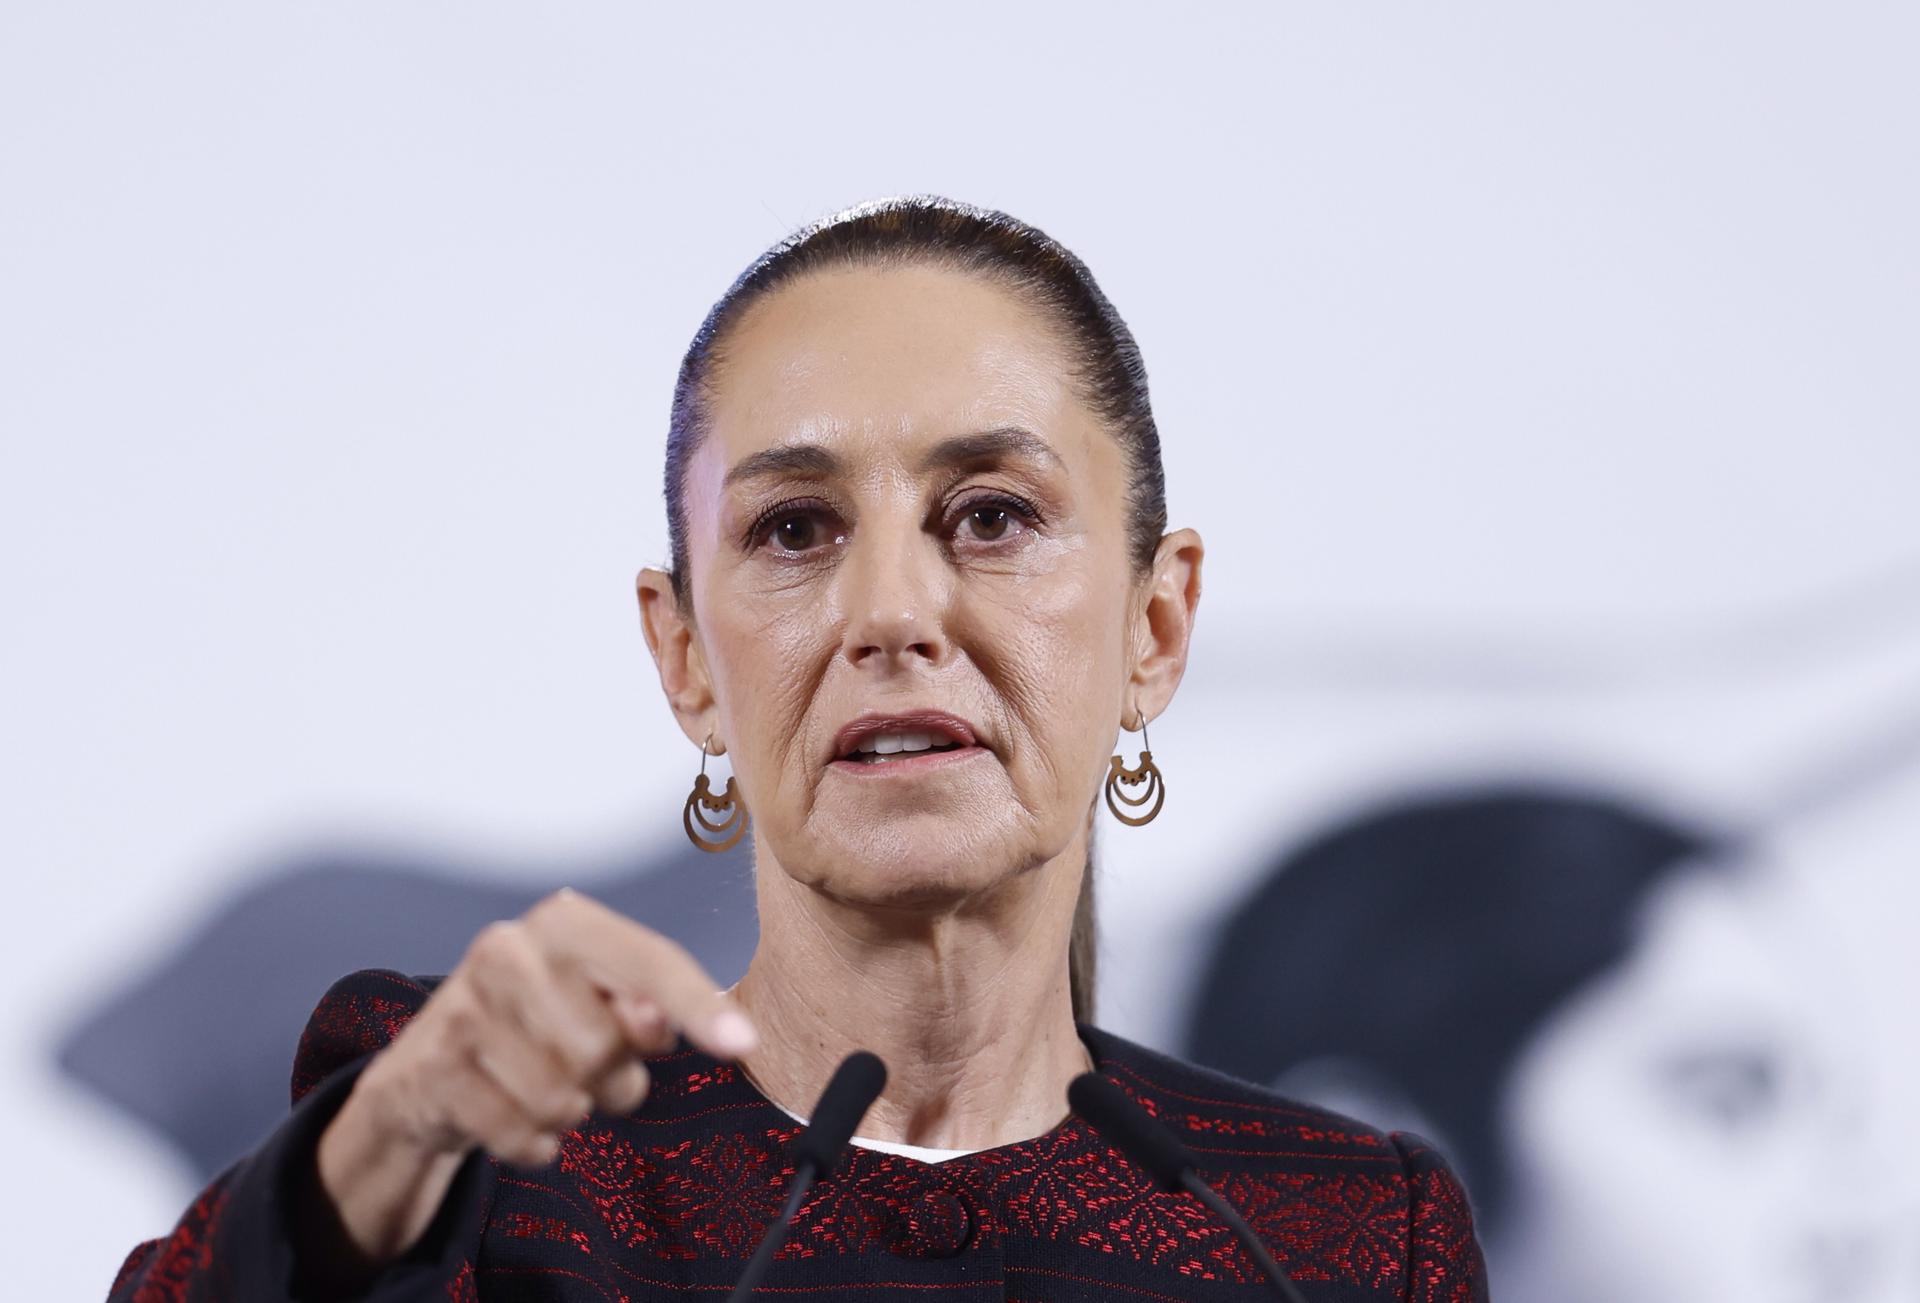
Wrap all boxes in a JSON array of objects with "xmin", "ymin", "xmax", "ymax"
[
  {"xmin": 663, "ymin": 195, "xmax": 1170, "ymax": 1023},
  {"xmin": 1186, "ymin": 786, "xmax": 1723, "ymax": 1229}
]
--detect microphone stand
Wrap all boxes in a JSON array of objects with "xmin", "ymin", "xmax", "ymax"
[
  {"xmin": 725, "ymin": 1050, "xmax": 887, "ymax": 1301},
  {"xmin": 1069, "ymin": 1072, "xmax": 1310, "ymax": 1303},
  {"xmin": 724, "ymin": 1158, "xmax": 818, "ymax": 1303},
  {"xmin": 1180, "ymin": 1171, "xmax": 1310, "ymax": 1303}
]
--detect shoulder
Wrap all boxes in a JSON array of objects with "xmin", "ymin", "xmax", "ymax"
[
  {"xmin": 1080, "ymin": 1023, "xmax": 1405, "ymax": 1168},
  {"xmin": 289, "ymin": 968, "xmax": 442, "ymax": 1104},
  {"xmin": 1083, "ymin": 1026, "xmax": 1490, "ymax": 1299}
]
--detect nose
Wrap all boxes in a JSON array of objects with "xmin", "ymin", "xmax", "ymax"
[{"xmin": 836, "ymin": 519, "xmax": 950, "ymax": 670}]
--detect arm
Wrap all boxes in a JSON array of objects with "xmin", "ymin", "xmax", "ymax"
[
  {"xmin": 1390, "ymin": 1131, "xmax": 1490, "ymax": 1303},
  {"xmin": 108, "ymin": 891, "xmax": 757, "ymax": 1302},
  {"xmin": 106, "ymin": 970, "xmax": 492, "ymax": 1302}
]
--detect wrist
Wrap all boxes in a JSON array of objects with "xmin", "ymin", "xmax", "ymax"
[{"xmin": 316, "ymin": 1075, "xmax": 469, "ymax": 1265}]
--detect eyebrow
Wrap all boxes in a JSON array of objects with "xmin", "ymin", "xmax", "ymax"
[
  {"xmin": 722, "ymin": 443, "xmax": 841, "ymax": 488},
  {"xmin": 721, "ymin": 426, "xmax": 1062, "ymax": 489},
  {"xmin": 918, "ymin": 426, "xmax": 1062, "ymax": 473}
]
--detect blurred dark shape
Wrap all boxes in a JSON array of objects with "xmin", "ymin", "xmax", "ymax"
[
  {"xmin": 1186, "ymin": 786, "xmax": 1719, "ymax": 1230},
  {"xmin": 56, "ymin": 840, "xmax": 757, "ymax": 1180}
]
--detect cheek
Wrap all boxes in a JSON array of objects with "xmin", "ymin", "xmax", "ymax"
[
  {"xmin": 957, "ymin": 553, "xmax": 1133, "ymax": 781},
  {"xmin": 698, "ymin": 594, "xmax": 833, "ymax": 770}
]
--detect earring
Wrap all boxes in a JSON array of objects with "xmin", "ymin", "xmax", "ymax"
[
  {"xmin": 683, "ymin": 734, "xmax": 749, "ymax": 853},
  {"xmin": 1104, "ymin": 711, "xmax": 1166, "ymax": 827}
]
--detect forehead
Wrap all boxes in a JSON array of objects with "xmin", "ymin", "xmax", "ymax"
[
  {"xmin": 1581, "ymin": 865, "xmax": 1831, "ymax": 1054},
  {"xmin": 701, "ymin": 262, "xmax": 1096, "ymax": 457}
]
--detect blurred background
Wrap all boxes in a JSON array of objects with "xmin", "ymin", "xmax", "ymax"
[{"xmin": 4, "ymin": 3, "xmax": 1918, "ymax": 1298}]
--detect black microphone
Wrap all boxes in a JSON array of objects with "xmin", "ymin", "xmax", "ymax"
[
  {"xmin": 1069, "ymin": 1073, "xmax": 1311, "ymax": 1303},
  {"xmin": 726, "ymin": 1051, "xmax": 887, "ymax": 1302}
]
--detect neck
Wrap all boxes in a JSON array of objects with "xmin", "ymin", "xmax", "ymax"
[{"xmin": 730, "ymin": 837, "xmax": 1091, "ymax": 1152}]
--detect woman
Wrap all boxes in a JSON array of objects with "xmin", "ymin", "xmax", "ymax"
[
  {"xmin": 1191, "ymin": 789, "xmax": 1718, "ymax": 1218},
  {"xmin": 1189, "ymin": 786, "xmax": 1896, "ymax": 1302},
  {"xmin": 108, "ymin": 196, "xmax": 1489, "ymax": 1301}
]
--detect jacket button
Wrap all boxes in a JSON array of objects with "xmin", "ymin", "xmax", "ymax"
[{"xmin": 888, "ymin": 1188, "xmax": 973, "ymax": 1258}]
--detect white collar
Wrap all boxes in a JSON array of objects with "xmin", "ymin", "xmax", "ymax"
[{"xmin": 765, "ymin": 1098, "xmax": 980, "ymax": 1164}]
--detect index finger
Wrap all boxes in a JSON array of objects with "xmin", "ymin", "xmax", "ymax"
[{"xmin": 525, "ymin": 889, "xmax": 758, "ymax": 1058}]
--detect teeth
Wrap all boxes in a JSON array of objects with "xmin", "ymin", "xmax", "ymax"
[{"xmin": 854, "ymin": 731, "xmax": 946, "ymax": 757}]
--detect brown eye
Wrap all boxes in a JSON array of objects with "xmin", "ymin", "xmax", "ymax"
[
  {"xmin": 773, "ymin": 515, "xmax": 817, "ymax": 551},
  {"xmin": 967, "ymin": 506, "xmax": 1010, "ymax": 540}
]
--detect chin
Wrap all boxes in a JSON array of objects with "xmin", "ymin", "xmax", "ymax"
[{"xmin": 783, "ymin": 810, "xmax": 1032, "ymax": 908}]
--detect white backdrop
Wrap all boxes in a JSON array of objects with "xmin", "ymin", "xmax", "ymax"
[{"xmin": 3, "ymin": 3, "xmax": 1917, "ymax": 1297}]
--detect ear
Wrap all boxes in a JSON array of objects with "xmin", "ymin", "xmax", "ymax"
[
  {"xmin": 636, "ymin": 567, "xmax": 722, "ymax": 749},
  {"xmin": 1125, "ymin": 528, "xmax": 1204, "ymax": 728}
]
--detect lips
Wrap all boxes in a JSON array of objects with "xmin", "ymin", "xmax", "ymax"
[{"xmin": 831, "ymin": 711, "xmax": 980, "ymax": 765}]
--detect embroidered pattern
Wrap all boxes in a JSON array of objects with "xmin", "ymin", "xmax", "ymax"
[
  {"xmin": 113, "ymin": 1185, "xmax": 228, "ymax": 1303},
  {"xmin": 109, "ymin": 969, "xmax": 1489, "ymax": 1302}
]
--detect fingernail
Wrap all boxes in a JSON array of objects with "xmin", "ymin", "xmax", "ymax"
[{"xmin": 706, "ymin": 1008, "xmax": 758, "ymax": 1056}]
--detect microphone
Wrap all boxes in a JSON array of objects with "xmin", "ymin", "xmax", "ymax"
[
  {"xmin": 726, "ymin": 1051, "xmax": 887, "ymax": 1302},
  {"xmin": 1068, "ymin": 1073, "xmax": 1310, "ymax": 1303}
]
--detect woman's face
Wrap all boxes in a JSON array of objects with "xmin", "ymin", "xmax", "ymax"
[
  {"xmin": 642, "ymin": 262, "xmax": 1197, "ymax": 911},
  {"xmin": 1498, "ymin": 867, "xmax": 1914, "ymax": 1302}
]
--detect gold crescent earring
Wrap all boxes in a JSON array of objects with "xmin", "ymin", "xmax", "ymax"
[
  {"xmin": 683, "ymin": 734, "xmax": 749, "ymax": 853},
  {"xmin": 1104, "ymin": 711, "xmax": 1166, "ymax": 827}
]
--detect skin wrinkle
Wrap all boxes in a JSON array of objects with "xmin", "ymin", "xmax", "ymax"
[
  {"xmin": 724, "ymin": 426, "xmax": 1063, "ymax": 496},
  {"xmin": 635, "ymin": 262, "xmax": 1202, "ymax": 1150},
  {"xmin": 767, "ymin": 848, "xmax": 1074, "ymax": 1026},
  {"xmin": 748, "ymin": 858, "xmax": 1083, "ymax": 1143}
]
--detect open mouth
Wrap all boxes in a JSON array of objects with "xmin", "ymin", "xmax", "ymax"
[
  {"xmin": 830, "ymin": 712, "xmax": 982, "ymax": 772},
  {"xmin": 839, "ymin": 732, "xmax": 968, "ymax": 765}
]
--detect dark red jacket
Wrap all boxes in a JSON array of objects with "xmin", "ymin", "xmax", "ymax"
[{"xmin": 110, "ymin": 968, "xmax": 1490, "ymax": 1301}]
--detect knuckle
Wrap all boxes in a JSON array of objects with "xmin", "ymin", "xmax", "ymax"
[
  {"xmin": 604, "ymin": 1061, "xmax": 650, "ymax": 1113},
  {"xmin": 525, "ymin": 888, "xmax": 581, "ymax": 931},
  {"xmin": 621, "ymin": 1001, "xmax": 672, "ymax": 1046},
  {"xmin": 553, "ymin": 1023, "xmax": 620, "ymax": 1078},
  {"xmin": 468, "ymin": 919, "xmax": 528, "ymax": 968},
  {"xmin": 539, "ymin": 1088, "xmax": 593, "ymax": 1129},
  {"xmin": 467, "ymin": 1099, "xmax": 524, "ymax": 1153},
  {"xmin": 435, "ymin": 991, "xmax": 483, "ymax": 1046},
  {"xmin": 495, "ymin": 1133, "xmax": 552, "ymax": 1167}
]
